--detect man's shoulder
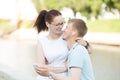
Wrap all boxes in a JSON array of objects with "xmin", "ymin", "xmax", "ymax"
[
  {"xmin": 74, "ymin": 44, "xmax": 88, "ymax": 54},
  {"xmin": 76, "ymin": 44, "xmax": 86, "ymax": 50}
]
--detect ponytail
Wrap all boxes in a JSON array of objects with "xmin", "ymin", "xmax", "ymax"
[
  {"xmin": 34, "ymin": 10, "xmax": 48, "ymax": 33},
  {"xmin": 34, "ymin": 9, "xmax": 61, "ymax": 33}
]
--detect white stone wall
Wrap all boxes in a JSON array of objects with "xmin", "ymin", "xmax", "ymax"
[
  {"xmin": 0, "ymin": 64, "xmax": 35, "ymax": 80},
  {"xmin": 0, "ymin": 39, "xmax": 38, "ymax": 79}
]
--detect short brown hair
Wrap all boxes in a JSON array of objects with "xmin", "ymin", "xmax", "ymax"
[{"xmin": 68, "ymin": 19, "xmax": 87, "ymax": 37}]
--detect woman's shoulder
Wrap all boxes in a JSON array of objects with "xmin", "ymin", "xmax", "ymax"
[
  {"xmin": 38, "ymin": 31, "xmax": 49, "ymax": 38},
  {"xmin": 38, "ymin": 36, "xmax": 47, "ymax": 42}
]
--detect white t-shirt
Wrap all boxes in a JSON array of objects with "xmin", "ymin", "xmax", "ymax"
[{"xmin": 36, "ymin": 35, "xmax": 68, "ymax": 80}]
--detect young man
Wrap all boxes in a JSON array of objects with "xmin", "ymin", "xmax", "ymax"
[{"xmin": 35, "ymin": 19, "xmax": 95, "ymax": 80}]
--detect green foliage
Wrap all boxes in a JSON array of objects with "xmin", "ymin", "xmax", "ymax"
[
  {"xmin": 113, "ymin": 0, "xmax": 120, "ymax": 11},
  {"xmin": 104, "ymin": 0, "xmax": 120, "ymax": 11},
  {"xmin": 104, "ymin": 0, "xmax": 114, "ymax": 8},
  {"xmin": 32, "ymin": 0, "xmax": 120, "ymax": 19},
  {"xmin": 44, "ymin": 0, "xmax": 60, "ymax": 10},
  {"xmin": 87, "ymin": 19, "xmax": 120, "ymax": 32},
  {"xmin": 41, "ymin": 0, "xmax": 103, "ymax": 18},
  {"xmin": 31, "ymin": 0, "xmax": 41, "ymax": 12},
  {"xmin": 90, "ymin": 0, "xmax": 103, "ymax": 18}
]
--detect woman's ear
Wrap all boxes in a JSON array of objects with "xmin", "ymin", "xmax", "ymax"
[{"xmin": 45, "ymin": 22, "xmax": 50, "ymax": 28}]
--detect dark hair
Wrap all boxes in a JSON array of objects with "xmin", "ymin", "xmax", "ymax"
[
  {"xmin": 34, "ymin": 9, "xmax": 61, "ymax": 33},
  {"xmin": 68, "ymin": 19, "xmax": 87, "ymax": 37}
]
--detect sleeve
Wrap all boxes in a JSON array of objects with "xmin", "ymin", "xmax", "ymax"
[{"xmin": 69, "ymin": 46, "xmax": 87, "ymax": 69}]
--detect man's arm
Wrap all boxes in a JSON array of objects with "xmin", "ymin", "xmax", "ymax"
[
  {"xmin": 35, "ymin": 66, "xmax": 81, "ymax": 80},
  {"xmin": 50, "ymin": 67, "xmax": 81, "ymax": 80}
]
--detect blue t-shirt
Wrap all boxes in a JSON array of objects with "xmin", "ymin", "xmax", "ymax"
[{"xmin": 68, "ymin": 43, "xmax": 95, "ymax": 80}]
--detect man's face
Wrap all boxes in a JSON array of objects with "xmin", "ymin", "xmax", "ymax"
[{"xmin": 63, "ymin": 22, "xmax": 73, "ymax": 40}]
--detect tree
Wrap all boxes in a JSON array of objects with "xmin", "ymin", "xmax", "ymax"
[
  {"xmin": 32, "ymin": 0, "xmax": 120, "ymax": 19},
  {"xmin": 113, "ymin": 0, "xmax": 120, "ymax": 12}
]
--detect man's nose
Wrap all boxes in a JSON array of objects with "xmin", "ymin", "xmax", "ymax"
[{"xmin": 62, "ymin": 23, "xmax": 67, "ymax": 31}]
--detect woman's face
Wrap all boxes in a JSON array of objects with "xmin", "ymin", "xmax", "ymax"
[{"xmin": 49, "ymin": 15, "xmax": 64, "ymax": 35}]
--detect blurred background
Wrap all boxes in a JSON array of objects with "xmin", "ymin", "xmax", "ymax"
[{"xmin": 0, "ymin": 0, "xmax": 120, "ymax": 80}]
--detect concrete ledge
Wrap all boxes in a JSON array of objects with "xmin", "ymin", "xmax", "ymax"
[
  {"xmin": 0, "ymin": 64, "xmax": 35, "ymax": 80},
  {"xmin": 6, "ymin": 29, "xmax": 120, "ymax": 46},
  {"xmin": 85, "ymin": 32, "xmax": 120, "ymax": 46}
]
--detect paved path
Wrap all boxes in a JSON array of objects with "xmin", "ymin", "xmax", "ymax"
[{"xmin": 0, "ymin": 64, "xmax": 35, "ymax": 80}]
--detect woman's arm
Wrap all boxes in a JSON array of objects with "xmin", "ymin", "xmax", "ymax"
[
  {"xmin": 84, "ymin": 41, "xmax": 92, "ymax": 54},
  {"xmin": 35, "ymin": 61, "xmax": 67, "ymax": 74},
  {"xmin": 36, "ymin": 40, "xmax": 46, "ymax": 64},
  {"xmin": 35, "ymin": 67, "xmax": 81, "ymax": 80},
  {"xmin": 48, "ymin": 60, "xmax": 68, "ymax": 73},
  {"xmin": 34, "ymin": 40, "xmax": 67, "ymax": 74},
  {"xmin": 34, "ymin": 40, "xmax": 46, "ymax": 74},
  {"xmin": 48, "ymin": 65, "xmax": 67, "ymax": 73}
]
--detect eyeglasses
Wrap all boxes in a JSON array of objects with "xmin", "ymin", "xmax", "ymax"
[{"xmin": 51, "ymin": 22, "xmax": 65, "ymax": 27}]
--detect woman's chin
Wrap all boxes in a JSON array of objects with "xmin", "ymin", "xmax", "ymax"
[
  {"xmin": 54, "ymin": 31, "xmax": 61, "ymax": 35},
  {"xmin": 62, "ymin": 36, "xmax": 66, "ymax": 40}
]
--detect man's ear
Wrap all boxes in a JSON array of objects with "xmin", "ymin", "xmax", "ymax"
[{"xmin": 72, "ymin": 31, "xmax": 76, "ymax": 35}]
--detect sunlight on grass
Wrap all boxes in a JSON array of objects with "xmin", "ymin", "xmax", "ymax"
[{"xmin": 87, "ymin": 19, "xmax": 120, "ymax": 32}]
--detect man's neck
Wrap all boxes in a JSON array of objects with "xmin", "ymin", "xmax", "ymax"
[{"xmin": 67, "ymin": 37, "xmax": 76, "ymax": 49}]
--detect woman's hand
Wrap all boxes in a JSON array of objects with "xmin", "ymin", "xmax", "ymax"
[
  {"xmin": 76, "ymin": 37, "xmax": 87, "ymax": 46},
  {"xmin": 34, "ymin": 65, "xmax": 50, "ymax": 76}
]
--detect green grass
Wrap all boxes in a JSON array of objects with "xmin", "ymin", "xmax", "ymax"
[
  {"xmin": 0, "ymin": 20, "xmax": 17, "ymax": 34},
  {"xmin": 0, "ymin": 20, "xmax": 33, "ymax": 34},
  {"xmin": 87, "ymin": 19, "xmax": 120, "ymax": 32},
  {"xmin": 0, "ymin": 20, "xmax": 10, "ymax": 26}
]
